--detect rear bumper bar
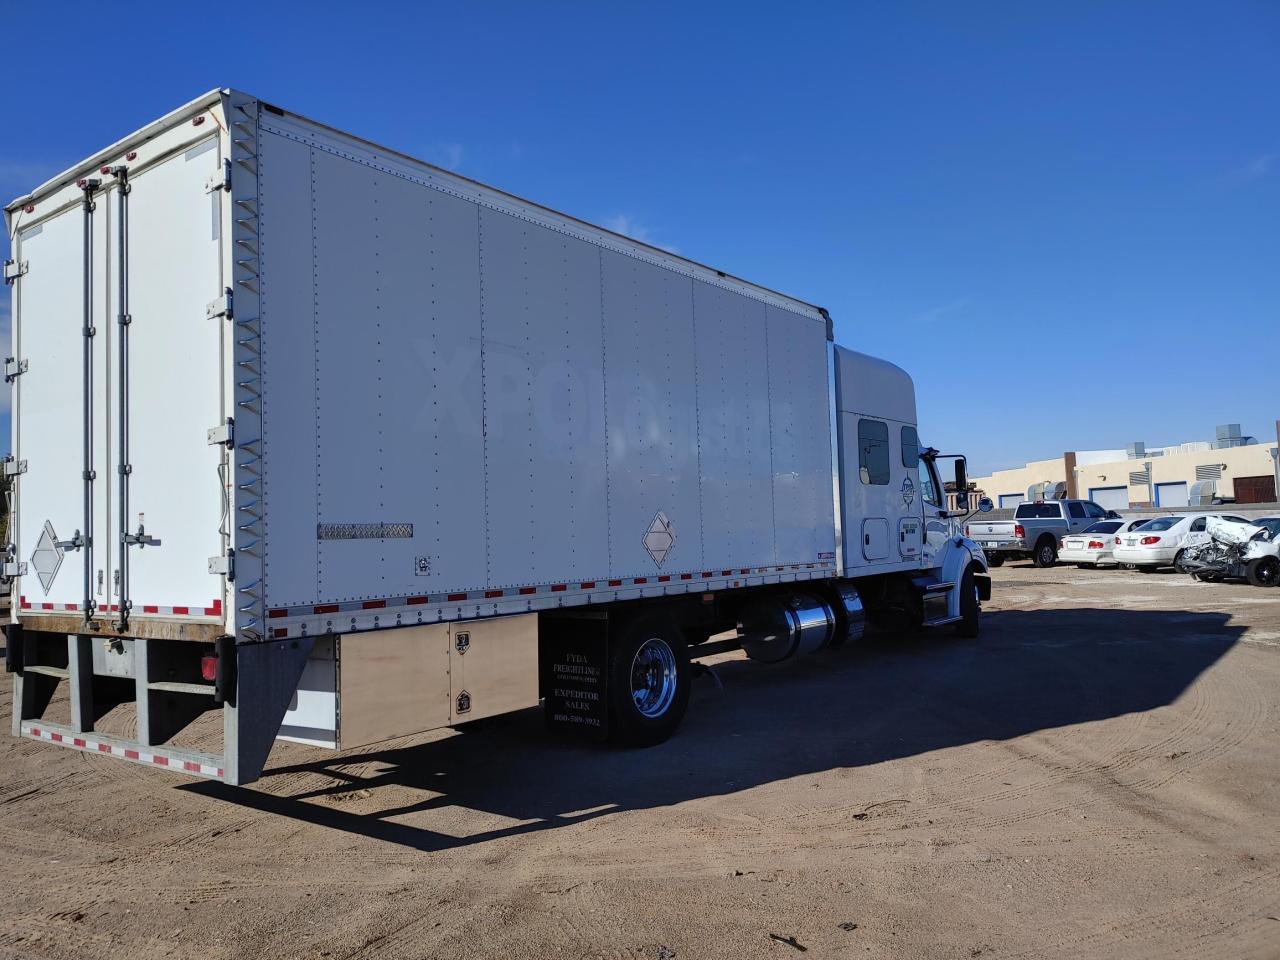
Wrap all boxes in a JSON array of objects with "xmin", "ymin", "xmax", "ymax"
[{"xmin": 22, "ymin": 720, "xmax": 224, "ymax": 780}]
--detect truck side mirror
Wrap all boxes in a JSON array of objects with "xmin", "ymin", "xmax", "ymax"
[
  {"xmin": 978, "ymin": 497, "xmax": 994, "ymax": 513},
  {"xmin": 954, "ymin": 459, "xmax": 969, "ymax": 511}
]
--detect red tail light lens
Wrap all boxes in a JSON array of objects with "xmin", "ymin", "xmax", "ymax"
[
  {"xmin": 1088, "ymin": 540, "xmax": 1105, "ymax": 549},
  {"xmin": 200, "ymin": 654, "xmax": 218, "ymax": 683},
  {"xmin": 964, "ymin": 525, "xmax": 970, "ymax": 537},
  {"xmin": 1114, "ymin": 536, "xmax": 1121, "ymax": 545},
  {"xmin": 1014, "ymin": 524, "xmax": 1025, "ymax": 539},
  {"xmin": 1140, "ymin": 535, "xmax": 1162, "ymax": 545}
]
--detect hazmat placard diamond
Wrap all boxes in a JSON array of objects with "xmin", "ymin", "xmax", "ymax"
[
  {"xmin": 643, "ymin": 511, "xmax": 675, "ymax": 567},
  {"xmin": 31, "ymin": 520, "xmax": 64, "ymax": 595}
]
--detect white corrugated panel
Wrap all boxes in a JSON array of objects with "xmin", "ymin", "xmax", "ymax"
[{"xmin": 254, "ymin": 119, "xmax": 835, "ymax": 610}]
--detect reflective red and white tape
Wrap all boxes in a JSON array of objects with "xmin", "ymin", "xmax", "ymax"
[
  {"xmin": 19, "ymin": 598, "xmax": 222, "ymax": 618},
  {"xmin": 24, "ymin": 725, "xmax": 223, "ymax": 780},
  {"xmin": 262, "ymin": 562, "xmax": 837, "ymax": 637}
]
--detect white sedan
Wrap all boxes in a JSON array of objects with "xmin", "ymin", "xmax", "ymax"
[
  {"xmin": 1059, "ymin": 518, "xmax": 1150, "ymax": 567},
  {"xmin": 1112, "ymin": 514, "xmax": 1250, "ymax": 572}
]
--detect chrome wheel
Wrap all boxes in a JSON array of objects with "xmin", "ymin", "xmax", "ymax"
[{"xmin": 630, "ymin": 637, "xmax": 678, "ymax": 719}]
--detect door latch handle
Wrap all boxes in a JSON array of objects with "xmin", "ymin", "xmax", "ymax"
[
  {"xmin": 55, "ymin": 530, "xmax": 86, "ymax": 552},
  {"xmin": 123, "ymin": 524, "xmax": 161, "ymax": 549}
]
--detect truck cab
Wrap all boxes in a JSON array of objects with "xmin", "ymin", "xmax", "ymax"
[{"xmin": 833, "ymin": 346, "xmax": 991, "ymax": 627}]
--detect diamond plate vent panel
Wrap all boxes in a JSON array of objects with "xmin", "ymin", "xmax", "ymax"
[
  {"xmin": 30, "ymin": 520, "xmax": 64, "ymax": 595},
  {"xmin": 643, "ymin": 511, "xmax": 675, "ymax": 567}
]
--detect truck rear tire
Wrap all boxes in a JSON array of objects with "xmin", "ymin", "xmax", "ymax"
[
  {"xmin": 986, "ymin": 555, "xmax": 1004, "ymax": 568},
  {"xmin": 955, "ymin": 565, "xmax": 981, "ymax": 639},
  {"xmin": 1246, "ymin": 556, "xmax": 1280, "ymax": 588},
  {"xmin": 1032, "ymin": 538, "xmax": 1057, "ymax": 568},
  {"xmin": 608, "ymin": 614, "xmax": 690, "ymax": 747}
]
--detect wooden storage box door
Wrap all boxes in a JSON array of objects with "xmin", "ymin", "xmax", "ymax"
[
  {"xmin": 448, "ymin": 614, "xmax": 540, "ymax": 723},
  {"xmin": 338, "ymin": 625, "xmax": 451, "ymax": 749}
]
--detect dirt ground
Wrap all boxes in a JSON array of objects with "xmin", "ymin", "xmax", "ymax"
[{"xmin": 1, "ymin": 564, "xmax": 1278, "ymax": 960}]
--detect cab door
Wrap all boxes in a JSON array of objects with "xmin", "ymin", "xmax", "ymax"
[{"xmin": 917, "ymin": 454, "xmax": 949, "ymax": 569}]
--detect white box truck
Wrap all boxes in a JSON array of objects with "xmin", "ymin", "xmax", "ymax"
[{"xmin": 3, "ymin": 89, "xmax": 992, "ymax": 784}]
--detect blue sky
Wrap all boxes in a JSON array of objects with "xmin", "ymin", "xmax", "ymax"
[{"xmin": 2, "ymin": 0, "xmax": 1276, "ymax": 474}]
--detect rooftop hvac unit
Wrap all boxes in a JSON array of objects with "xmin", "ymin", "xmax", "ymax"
[
  {"xmin": 1045, "ymin": 481, "xmax": 1067, "ymax": 500},
  {"xmin": 1189, "ymin": 479, "xmax": 1217, "ymax": 506},
  {"xmin": 1127, "ymin": 441, "xmax": 1146, "ymax": 459},
  {"xmin": 1212, "ymin": 423, "xmax": 1255, "ymax": 449},
  {"xmin": 1026, "ymin": 481, "xmax": 1049, "ymax": 502}
]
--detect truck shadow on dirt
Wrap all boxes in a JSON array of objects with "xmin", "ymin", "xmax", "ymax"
[{"xmin": 187, "ymin": 606, "xmax": 1243, "ymax": 852}]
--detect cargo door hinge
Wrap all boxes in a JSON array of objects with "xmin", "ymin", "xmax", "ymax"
[
  {"xmin": 3, "ymin": 259, "xmax": 28, "ymax": 285},
  {"xmin": 4, "ymin": 357, "xmax": 27, "ymax": 382},
  {"xmin": 206, "ymin": 287, "xmax": 234, "ymax": 320},
  {"xmin": 2, "ymin": 456, "xmax": 27, "ymax": 477},
  {"xmin": 209, "ymin": 549, "xmax": 235, "ymax": 581},
  {"xmin": 204, "ymin": 159, "xmax": 232, "ymax": 194},
  {"xmin": 207, "ymin": 418, "xmax": 234, "ymax": 446},
  {"xmin": 2, "ymin": 560, "xmax": 27, "ymax": 579}
]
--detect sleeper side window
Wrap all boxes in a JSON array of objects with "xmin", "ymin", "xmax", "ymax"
[{"xmin": 858, "ymin": 419, "xmax": 890, "ymax": 485}]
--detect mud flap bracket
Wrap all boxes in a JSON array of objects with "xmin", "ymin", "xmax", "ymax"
[{"xmin": 223, "ymin": 635, "xmax": 316, "ymax": 785}]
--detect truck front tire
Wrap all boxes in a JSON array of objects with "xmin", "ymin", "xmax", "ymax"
[
  {"xmin": 608, "ymin": 614, "xmax": 691, "ymax": 747},
  {"xmin": 955, "ymin": 565, "xmax": 981, "ymax": 639}
]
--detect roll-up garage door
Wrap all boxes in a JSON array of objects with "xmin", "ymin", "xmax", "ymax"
[
  {"xmin": 998, "ymin": 494, "xmax": 1023, "ymax": 510},
  {"xmin": 1088, "ymin": 486, "xmax": 1129, "ymax": 511},
  {"xmin": 1155, "ymin": 482, "xmax": 1189, "ymax": 508}
]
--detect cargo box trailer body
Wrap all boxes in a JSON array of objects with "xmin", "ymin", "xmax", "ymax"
[{"xmin": 4, "ymin": 90, "xmax": 991, "ymax": 784}]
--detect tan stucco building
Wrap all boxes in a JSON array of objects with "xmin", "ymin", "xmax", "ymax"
[{"xmin": 972, "ymin": 422, "xmax": 1280, "ymax": 511}]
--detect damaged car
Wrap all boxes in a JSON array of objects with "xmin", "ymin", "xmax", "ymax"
[{"xmin": 1177, "ymin": 516, "xmax": 1280, "ymax": 587}]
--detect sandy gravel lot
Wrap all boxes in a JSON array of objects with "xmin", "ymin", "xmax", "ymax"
[{"xmin": 1, "ymin": 563, "xmax": 1278, "ymax": 960}]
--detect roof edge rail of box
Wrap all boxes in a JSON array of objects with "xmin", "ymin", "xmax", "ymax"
[{"xmin": 3, "ymin": 88, "xmax": 233, "ymax": 216}]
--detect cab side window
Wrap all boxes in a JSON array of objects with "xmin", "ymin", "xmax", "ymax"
[
  {"xmin": 1068, "ymin": 502, "xmax": 1086, "ymax": 519},
  {"xmin": 918, "ymin": 462, "xmax": 941, "ymax": 506},
  {"xmin": 858, "ymin": 419, "xmax": 890, "ymax": 485},
  {"xmin": 1083, "ymin": 502, "xmax": 1106, "ymax": 519},
  {"xmin": 900, "ymin": 426, "xmax": 920, "ymax": 468}
]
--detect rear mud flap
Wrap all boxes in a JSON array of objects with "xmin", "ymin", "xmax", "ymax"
[{"xmin": 540, "ymin": 615, "xmax": 609, "ymax": 740}]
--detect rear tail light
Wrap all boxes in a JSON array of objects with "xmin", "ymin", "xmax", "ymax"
[
  {"xmin": 1140, "ymin": 535, "xmax": 1162, "ymax": 545},
  {"xmin": 1114, "ymin": 536, "xmax": 1121, "ymax": 545},
  {"xmin": 200, "ymin": 654, "xmax": 217, "ymax": 682},
  {"xmin": 1088, "ymin": 540, "xmax": 1105, "ymax": 549},
  {"xmin": 1014, "ymin": 524, "xmax": 1025, "ymax": 539},
  {"xmin": 964, "ymin": 525, "xmax": 970, "ymax": 537}
]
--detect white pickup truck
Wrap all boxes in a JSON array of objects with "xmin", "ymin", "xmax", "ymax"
[{"xmin": 967, "ymin": 499, "xmax": 1119, "ymax": 567}]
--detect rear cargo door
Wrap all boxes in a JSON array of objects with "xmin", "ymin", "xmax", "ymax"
[
  {"xmin": 110, "ymin": 139, "xmax": 225, "ymax": 617},
  {"xmin": 12, "ymin": 198, "xmax": 109, "ymax": 613}
]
